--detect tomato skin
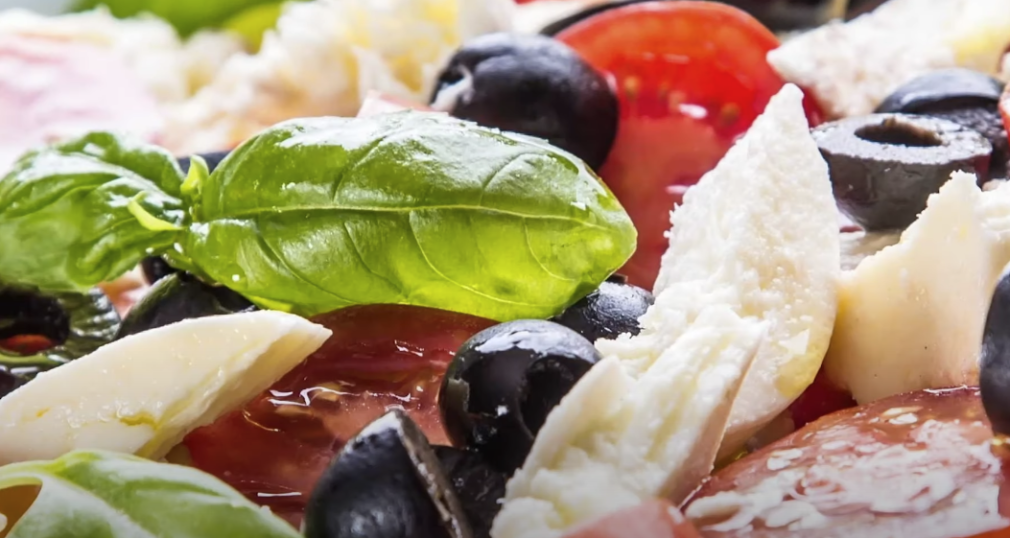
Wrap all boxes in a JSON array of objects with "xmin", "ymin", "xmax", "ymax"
[
  {"xmin": 1001, "ymin": 86, "xmax": 1010, "ymax": 147},
  {"xmin": 557, "ymin": 2, "xmax": 823, "ymax": 288},
  {"xmin": 563, "ymin": 500, "xmax": 702, "ymax": 538}
]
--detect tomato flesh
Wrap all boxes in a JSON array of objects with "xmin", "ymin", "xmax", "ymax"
[
  {"xmin": 0, "ymin": 335, "xmax": 56, "ymax": 355},
  {"xmin": 183, "ymin": 305, "xmax": 496, "ymax": 527},
  {"xmin": 558, "ymin": 2, "xmax": 823, "ymax": 288}
]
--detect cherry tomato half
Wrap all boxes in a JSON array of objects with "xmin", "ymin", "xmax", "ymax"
[{"xmin": 557, "ymin": 1, "xmax": 823, "ymax": 288}]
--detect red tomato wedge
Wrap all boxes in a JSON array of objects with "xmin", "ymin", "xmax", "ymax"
[
  {"xmin": 563, "ymin": 500, "xmax": 702, "ymax": 538},
  {"xmin": 557, "ymin": 2, "xmax": 823, "ymax": 288},
  {"xmin": 1001, "ymin": 85, "xmax": 1010, "ymax": 146}
]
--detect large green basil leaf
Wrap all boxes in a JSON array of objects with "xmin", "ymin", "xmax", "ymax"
[
  {"xmin": 184, "ymin": 112, "xmax": 636, "ymax": 320},
  {"xmin": 0, "ymin": 450, "xmax": 300, "ymax": 538},
  {"xmin": 69, "ymin": 0, "xmax": 304, "ymax": 38},
  {"xmin": 0, "ymin": 133, "xmax": 186, "ymax": 292}
]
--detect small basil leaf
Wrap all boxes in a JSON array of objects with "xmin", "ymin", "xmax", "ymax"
[
  {"xmin": 0, "ymin": 286, "xmax": 121, "ymax": 379},
  {"xmin": 0, "ymin": 450, "xmax": 301, "ymax": 538},
  {"xmin": 185, "ymin": 112, "xmax": 636, "ymax": 320},
  {"xmin": 0, "ymin": 132, "xmax": 186, "ymax": 292}
]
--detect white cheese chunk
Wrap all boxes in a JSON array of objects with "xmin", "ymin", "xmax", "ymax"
[
  {"xmin": 768, "ymin": 0, "xmax": 1010, "ymax": 118},
  {"xmin": 825, "ymin": 173, "xmax": 1010, "ymax": 403},
  {"xmin": 0, "ymin": 311, "xmax": 331, "ymax": 464}
]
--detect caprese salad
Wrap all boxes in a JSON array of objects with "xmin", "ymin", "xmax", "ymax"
[{"xmin": 1, "ymin": 0, "xmax": 1010, "ymax": 537}]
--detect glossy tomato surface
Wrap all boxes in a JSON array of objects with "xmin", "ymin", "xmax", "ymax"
[
  {"xmin": 687, "ymin": 387, "xmax": 1010, "ymax": 538},
  {"xmin": 558, "ymin": 2, "xmax": 823, "ymax": 288},
  {"xmin": 183, "ymin": 305, "xmax": 496, "ymax": 527},
  {"xmin": 563, "ymin": 500, "xmax": 702, "ymax": 538}
]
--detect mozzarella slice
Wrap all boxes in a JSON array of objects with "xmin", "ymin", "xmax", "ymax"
[
  {"xmin": 769, "ymin": 0, "xmax": 1010, "ymax": 118},
  {"xmin": 825, "ymin": 173, "xmax": 1010, "ymax": 403},
  {"xmin": 492, "ymin": 85, "xmax": 838, "ymax": 538},
  {"xmin": 0, "ymin": 311, "xmax": 331, "ymax": 464}
]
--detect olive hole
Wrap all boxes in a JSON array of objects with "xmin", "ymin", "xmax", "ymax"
[
  {"xmin": 520, "ymin": 358, "xmax": 587, "ymax": 436},
  {"xmin": 855, "ymin": 118, "xmax": 943, "ymax": 147},
  {"xmin": 0, "ymin": 289, "xmax": 69, "ymax": 355}
]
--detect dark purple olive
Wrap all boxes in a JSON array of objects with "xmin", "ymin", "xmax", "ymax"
[
  {"xmin": 551, "ymin": 281, "xmax": 653, "ymax": 343},
  {"xmin": 304, "ymin": 409, "xmax": 472, "ymax": 538},
  {"xmin": 430, "ymin": 33, "xmax": 617, "ymax": 170},
  {"xmin": 433, "ymin": 446, "xmax": 507, "ymax": 538},
  {"xmin": 141, "ymin": 256, "xmax": 178, "ymax": 285},
  {"xmin": 876, "ymin": 69, "xmax": 1007, "ymax": 180},
  {"xmin": 0, "ymin": 286, "xmax": 119, "ymax": 379},
  {"xmin": 0, "ymin": 370, "xmax": 23, "ymax": 400},
  {"xmin": 116, "ymin": 273, "xmax": 255, "ymax": 339},
  {"xmin": 981, "ymin": 272, "xmax": 1010, "ymax": 437},
  {"xmin": 440, "ymin": 320, "xmax": 601, "ymax": 473},
  {"xmin": 813, "ymin": 113, "xmax": 992, "ymax": 231},
  {"xmin": 176, "ymin": 150, "xmax": 230, "ymax": 175}
]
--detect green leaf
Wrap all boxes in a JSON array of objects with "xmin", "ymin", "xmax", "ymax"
[
  {"xmin": 0, "ymin": 450, "xmax": 300, "ymax": 538},
  {"xmin": 0, "ymin": 286, "xmax": 121, "ymax": 378},
  {"xmin": 0, "ymin": 132, "xmax": 186, "ymax": 293},
  {"xmin": 69, "ymin": 0, "xmax": 303, "ymax": 38},
  {"xmin": 184, "ymin": 112, "xmax": 637, "ymax": 320}
]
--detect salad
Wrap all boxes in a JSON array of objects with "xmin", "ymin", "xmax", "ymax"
[{"xmin": 0, "ymin": 0, "xmax": 1009, "ymax": 537}]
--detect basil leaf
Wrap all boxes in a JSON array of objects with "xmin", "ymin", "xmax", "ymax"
[
  {"xmin": 69, "ymin": 0, "xmax": 303, "ymax": 37},
  {"xmin": 0, "ymin": 286, "xmax": 120, "ymax": 379},
  {"xmin": 184, "ymin": 112, "xmax": 636, "ymax": 320},
  {"xmin": 0, "ymin": 450, "xmax": 300, "ymax": 538},
  {"xmin": 0, "ymin": 133, "xmax": 186, "ymax": 292}
]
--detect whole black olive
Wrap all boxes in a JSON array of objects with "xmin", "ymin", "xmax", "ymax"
[
  {"xmin": 140, "ymin": 256, "xmax": 179, "ymax": 285},
  {"xmin": 981, "ymin": 272, "xmax": 1010, "ymax": 437},
  {"xmin": 433, "ymin": 446, "xmax": 507, "ymax": 538},
  {"xmin": 440, "ymin": 320, "xmax": 601, "ymax": 473},
  {"xmin": 0, "ymin": 286, "xmax": 119, "ymax": 379},
  {"xmin": 551, "ymin": 281, "xmax": 653, "ymax": 343},
  {"xmin": 304, "ymin": 409, "xmax": 472, "ymax": 538},
  {"xmin": 176, "ymin": 150, "xmax": 230, "ymax": 175},
  {"xmin": 876, "ymin": 69, "xmax": 1008, "ymax": 180},
  {"xmin": 813, "ymin": 113, "xmax": 992, "ymax": 231},
  {"xmin": 116, "ymin": 273, "xmax": 255, "ymax": 339},
  {"xmin": 430, "ymin": 33, "xmax": 617, "ymax": 170}
]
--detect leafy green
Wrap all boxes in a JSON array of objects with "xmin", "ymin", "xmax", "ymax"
[
  {"xmin": 70, "ymin": 0, "xmax": 300, "ymax": 38},
  {"xmin": 0, "ymin": 450, "xmax": 301, "ymax": 538},
  {"xmin": 184, "ymin": 113, "xmax": 636, "ymax": 320},
  {"xmin": 0, "ymin": 286, "xmax": 120, "ymax": 378},
  {"xmin": 0, "ymin": 133, "xmax": 186, "ymax": 292}
]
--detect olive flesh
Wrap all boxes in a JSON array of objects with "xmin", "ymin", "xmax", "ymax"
[
  {"xmin": 440, "ymin": 320, "xmax": 601, "ymax": 473},
  {"xmin": 877, "ymin": 69, "xmax": 1008, "ymax": 180},
  {"xmin": 981, "ymin": 272, "xmax": 1010, "ymax": 437},
  {"xmin": 433, "ymin": 446, "xmax": 507, "ymax": 538},
  {"xmin": 431, "ymin": 33, "xmax": 617, "ymax": 170},
  {"xmin": 552, "ymin": 281, "xmax": 653, "ymax": 343},
  {"xmin": 812, "ymin": 113, "xmax": 991, "ymax": 231},
  {"xmin": 304, "ymin": 409, "xmax": 472, "ymax": 538},
  {"xmin": 116, "ymin": 273, "xmax": 255, "ymax": 339}
]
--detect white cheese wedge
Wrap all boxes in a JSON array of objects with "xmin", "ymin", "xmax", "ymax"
[
  {"xmin": 0, "ymin": 311, "xmax": 331, "ymax": 465},
  {"xmin": 769, "ymin": 0, "xmax": 1010, "ymax": 119},
  {"xmin": 492, "ymin": 85, "xmax": 838, "ymax": 538},
  {"xmin": 825, "ymin": 173, "xmax": 1010, "ymax": 404}
]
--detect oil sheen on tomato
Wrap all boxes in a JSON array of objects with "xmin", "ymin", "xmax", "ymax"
[{"xmin": 183, "ymin": 305, "xmax": 496, "ymax": 527}]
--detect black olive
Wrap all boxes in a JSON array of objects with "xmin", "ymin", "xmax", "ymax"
[
  {"xmin": 876, "ymin": 69, "xmax": 1008, "ymax": 180},
  {"xmin": 176, "ymin": 150, "xmax": 230, "ymax": 175},
  {"xmin": 304, "ymin": 409, "xmax": 472, "ymax": 538},
  {"xmin": 140, "ymin": 256, "xmax": 179, "ymax": 285},
  {"xmin": 433, "ymin": 446, "xmax": 507, "ymax": 538},
  {"xmin": 430, "ymin": 33, "xmax": 617, "ymax": 170},
  {"xmin": 812, "ymin": 113, "xmax": 992, "ymax": 231},
  {"xmin": 440, "ymin": 320, "xmax": 601, "ymax": 473},
  {"xmin": 0, "ymin": 286, "xmax": 120, "ymax": 379},
  {"xmin": 551, "ymin": 281, "xmax": 653, "ymax": 343},
  {"xmin": 981, "ymin": 272, "xmax": 1010, "ymax": 437},
  {"xmin": 116, "ymin": 273, "xmax": 255, "ymax": 339},
  {"xmin": 0, "ymin": 370, "xmax": 23, "ymax": 400}
]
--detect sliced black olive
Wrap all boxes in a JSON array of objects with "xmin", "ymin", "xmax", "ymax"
[
  {"xmin": 440, "ymin": 320, "xmax": 601, "ymax": 473},
  {"xmin": 431, "ymin": 33, "xmax": 617, "ymax": 170},
  {"xmin": 876, "ymin": 69, "xmax": 1008, "ymax": 180},
  {"xmin": 981, "ymin": 272, "xmax": 1010, "ymax": 436},
  {"xmin": 551, "ymin": 281, "xmax": 653, "ymax": 343},
  {"xmin": 176, "ymin": 150, "xmax": 230, "ymax": 175},
  {"xmin": 304, "ymin": 409, "xmax": 472, "ymax": 538},
  {"xmin": 813, "ymin": 113, "xmax": 992, "ymax": 231},
  {"xmin": 0, "ymin": 286, "xmax": 120, "ymax": 379},
  {"xmin": 433, "ymin": 446, "xmax": 507, "ymax": 538},
  {"xmin": 116, "ymin": 273, "xmax": 255, "ymax": 339},
  {"xmin": 140, "ymin": 256, "xmax": 179, "ymax": 285}
]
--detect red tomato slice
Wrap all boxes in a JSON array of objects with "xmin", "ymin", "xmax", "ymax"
[
  {"xmin": 1001, "ymin": 85, "xmax": 1010, "ymax": 145},
  {"xmin": 563, "ymin": 500, "xmax": 702, "ymax": 538},
  {"xmin": 557, "ymin": 2, "xmax": 823, "ymax": 288}
]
